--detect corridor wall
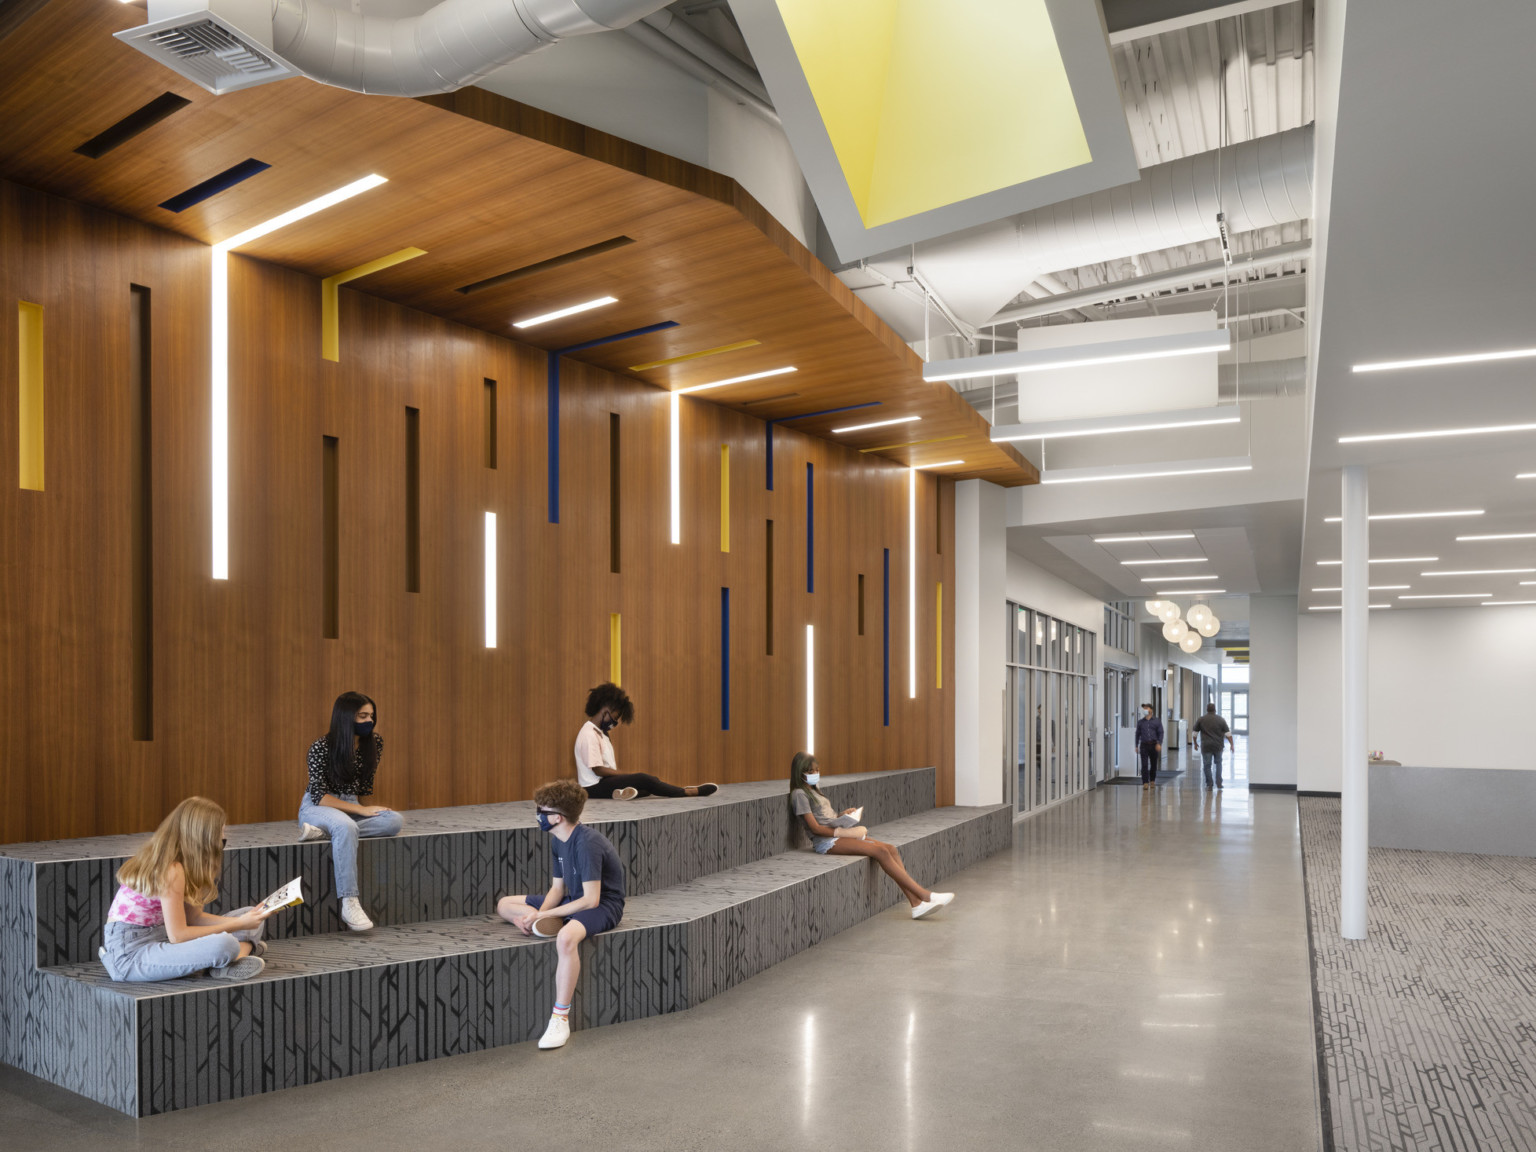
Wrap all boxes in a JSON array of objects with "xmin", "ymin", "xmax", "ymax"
[
  {"xmin": 0, "ymin": 178, "xmax": 955, "ymax": 843},
  {"xmin": 1296, "ymin": 604, "xmax": 1536, "ymax": 792}
]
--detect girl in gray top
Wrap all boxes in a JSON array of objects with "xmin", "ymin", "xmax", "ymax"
[{"xmin": 788, "ymin": 752, "xmax": 954, "ymax": 920}]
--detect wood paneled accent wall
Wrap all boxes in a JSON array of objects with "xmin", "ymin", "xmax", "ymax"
[{"xmin": 0, "ymin": 179, "xmax": 955, "ymax": 845}]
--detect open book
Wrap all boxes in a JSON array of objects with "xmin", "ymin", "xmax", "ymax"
[
  {"xmin": 846, "ymin": 807, "xmax": 863, "ymax": 824},
  {"xmin": 256, "ymin": 877, "xmax": 304, "ymax": 915}
]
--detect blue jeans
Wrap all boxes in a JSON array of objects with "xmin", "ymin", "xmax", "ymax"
[
  {"xmin": 298, "ymin": 793, "xmax": 405, "ymax": 899},
  {"xmin": 1201, "ymin": 749, "xmax": 1224, "ymax": 786},
  {"xmin": 102, "ymin": 906, "xmax": 263, "ymax": 982}
]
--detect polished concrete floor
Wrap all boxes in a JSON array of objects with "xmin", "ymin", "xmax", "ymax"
[{"xmin": 0, "ymin": 766, "xmax": 1321, "ymax": 1152}]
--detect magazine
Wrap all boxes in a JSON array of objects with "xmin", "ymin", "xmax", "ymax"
[{"xmin": 256, "ymin": 877, "xmax": 304, "ymax": 915}]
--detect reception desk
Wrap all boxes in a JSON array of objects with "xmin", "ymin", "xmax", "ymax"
[{"xmin": 1369, "ymin": 763, "xmax": 1536, "ymax": 857}]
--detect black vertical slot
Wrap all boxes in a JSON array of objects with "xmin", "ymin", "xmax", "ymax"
[
  {"xmin": 935, "ymin": 477, "xmax": 942, "ymax": 554},
  {"xmin": 858, "ymin": 573, "xmax": 865, "ymax": 637},
  {"xmin": 765, "ymin": 519, "xmax": 775, "ymax": 656},
  {"xmin": 405, "ymin": 408, "xmax": 421, "ymax": 593},
  {"xmin": 323, "ymin": 436, "xmax": 339, "ymax": 638},
  {"xmin": 484, "ymin": 378, "xmax": 497, "ymax": 469},
  {"xmin": 129, "ymin": 285, "xmax": 153, "ymax": 740}
]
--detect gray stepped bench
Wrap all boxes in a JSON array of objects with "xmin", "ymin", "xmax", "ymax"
[
  {"xmin": 11, "ymin": 803, "xmax": 1011, "ymax": 1115},
  {"xmin": 6, "ymin": 769, "xmax": 936, "ymax": 967}
]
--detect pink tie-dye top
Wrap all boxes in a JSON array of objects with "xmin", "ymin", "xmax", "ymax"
[{"xmin": 107, "ymin": 883, "xmax": 165, "ymax": 927}]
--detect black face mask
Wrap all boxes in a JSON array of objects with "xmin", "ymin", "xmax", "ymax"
[
  {"xmin": 354, "ymin": 719, "xmax": 375, "ymax": 738},
  {"xmin": 597, "ymin": 716, "xmax": 617, "ymax": 734}
]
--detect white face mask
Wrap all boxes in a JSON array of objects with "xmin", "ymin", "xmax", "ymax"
[{"xmin": 804, "ymin": 772, "xmax": 821, "ymax": 787}]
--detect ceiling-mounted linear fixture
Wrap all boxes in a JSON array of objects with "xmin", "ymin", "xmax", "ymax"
[
  {"xmin": 1322, "ymin": 510, "xmax": 1483, "ymax": 522},
  {"xmin": 914, "ymin": 460, "xmax": 965, "ymax": 469},
  {"xmin": 923, "ymin": 329, "xmax": 1232, "ymax": 384},
  {"xmin": 1312, "ymin": 586, "xmax": 1410, "ymax": 592},
  {"xmin": 1157, "ymin": 588, "xmax": 1227, "ymax": 596},
  {"xmin": 1352, "ymin": 346, "xmax": 1536, "ymax": 373},
  {"xmin": 513, "ymin": 296, "xmax": 617, "ymax": 328},
  {"xmin": 1317, "ymin": 557, "xmax": 1437, "ymax": 566},
  {"xmin": 1309, "ymin": 605, "xmax": 1391, "ymax": 610},
  {"xmin": 1398, "ymin": 593, "xmax": 1492, "ymax": 600},
  {"xmin": 990, "ymin": 405, "xmax": 1241, "ymax": 444},
  {"xmin": 832, "ymin": 416, "xmax": 920, "ymax": 434},
  {"xmin": 1096, "ymin": 533, "xmax": 1194, "ymax": 544},
  {"xmin": 1422, "ymin": 568, "xmax": 1536, "ymax": 576},
  {"xmin": 678, "ymin": 366, "xmax": 797, "ymax": 395},
  {"xmin": 1340, "ymin": 421, "xmax": 1536, "ymax": 444},
  {"xmin": 1040, "ymin": 457, "xmax": 1251, "ymax": 486},
  {"xmin": 1459, "ymin": 532, "xmax": 1536, "ymax": 541},
  {"xmin": 1120, "ymin": 558, "xmax": 1207, "ymax": 567},
  {"xmin": 1140, "ymin": 575, "xmax": 1218, "ymax": 582}
]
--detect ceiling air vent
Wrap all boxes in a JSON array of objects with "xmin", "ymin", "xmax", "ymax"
[{"xmin": 115, "ymin": 11, "xmax": 300, "ymax": 96}]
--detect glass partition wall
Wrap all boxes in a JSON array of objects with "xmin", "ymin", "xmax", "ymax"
[{"xmin": 1005, "ymin": 603, "xmax": 1098, "ymax": 814}]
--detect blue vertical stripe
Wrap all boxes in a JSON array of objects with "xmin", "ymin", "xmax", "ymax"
[
  {"xmin": 721, "ymin": 587, "xmax": 731, "ymax": 730},
  {"xmin": 546, "ymin": 351, "xmax": 560, "ymax": 524},
  {"xmin": 882, "ymin": 548, "xmax": 890, "ymax": 726},
  {"xmin": 805, "ymin": 463, "xmax": 814, "ymax": 593}
]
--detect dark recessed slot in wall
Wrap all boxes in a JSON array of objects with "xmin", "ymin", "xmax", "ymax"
[
  {"xmin": 609, "ymin": 413, "xmax": 621, "ymax": 574},
  {"xmin": 805, "ymin": 462, "xmax": 814, "ymax": 594},
  {"xmin": 858, "ymin": 573, "xmax": 865, "ymax": 637},
  {"xmin": 158, "ymin": 158, "xmax": 271, "ymax": 212},
  {"xmin": 720, "ymin": 587, "xmax": 730, "ymax": 731},
  {"xmin": 765, "ymin": 519, "xmax": 775, "ymax": 656},
  {"xmin": 129, "ymin": 285, "xmax": 154, "ymax": 741},
  {"xmin": 935, "ymin": 477, "xmax": 942, "ymax": 554},
  {"xmin": 405, "ymin": 408, "xmax": 421, "ymax": 594},
  {"xmin": 323, "ymin": 436, "xmax": 339, "ymax": 638},
  {"xmin": 76, "ymin": 93, "xmax": 190, "ymax": 159},
  {"xmin": 484, "ymin": 379, "xmax": 497, "ymax": 469},
  {"xmin": 456, "ymin": 236, "xmax": 635, "ymax": 295}
]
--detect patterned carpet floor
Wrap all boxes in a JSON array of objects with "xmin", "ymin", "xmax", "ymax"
[{"xmin": 1299, "ymin": 797, "xmax": 1536, "ymax": 1151}]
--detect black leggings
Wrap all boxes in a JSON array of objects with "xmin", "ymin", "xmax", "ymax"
[{"xmin": 585, "ymin": 773, "xmax": 688, "ymax": 799}]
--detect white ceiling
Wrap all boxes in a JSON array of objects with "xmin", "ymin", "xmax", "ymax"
[{"xmin": 1301, "ymin": 0, "xmax": 1536, "ymax": 614}]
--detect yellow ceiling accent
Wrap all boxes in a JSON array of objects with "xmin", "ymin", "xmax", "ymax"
[
  {"xmin": 628, "ymin": 339, "xmax": 761, "ymax": 372},
  {"xmin": 777, "ymin": 0, "xmax": 1092, "ymax": 228}
]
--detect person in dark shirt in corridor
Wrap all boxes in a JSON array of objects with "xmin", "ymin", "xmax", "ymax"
[
  {"xmin": 1135, "ymin": 704, "xmax": 1164, "ymax": 789},
  {"xmin": 1192, "ymin": 703, "xmax": 1235, "ymax": 789}
]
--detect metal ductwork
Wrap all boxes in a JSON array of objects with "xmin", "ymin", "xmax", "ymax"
[
  {"xmin": 900, "ymin": 124, "xmax": 1315, "ymax": 328},
  {"xmin": 1219, "ymin": 356, "xmax": 1306, "ymax": 400},
  {"xmin": 117, "ymin": 0, "xmax": 676, "ymax": 97}
]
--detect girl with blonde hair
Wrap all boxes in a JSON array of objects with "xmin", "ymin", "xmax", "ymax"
[{"xmin": 101, "ymin": 796, "xmax": 271, "ymax": 982}]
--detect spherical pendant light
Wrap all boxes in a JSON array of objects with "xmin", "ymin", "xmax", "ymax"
[
  {"xmin": 1162, "ymin": 618, "xmax": 1188, "ymax": 643},
  {"xmin": 1186, "ymin": 603, "xmax": 1212, "ymax": 628},
  {"xmin": 1158, "ymin": 601, "xmax": 1182, "ymax": 623},
  {"xmin": 1179, "ymin": 632, "xmax": 1204, "ymax": 654},
  {"xmin": 1196, "ymin": 615, "xmax": 1220, "ymax": 638},
  {"xmin": 1144, "ymin": 600, "xmax": 1166, "ymax": 616}
]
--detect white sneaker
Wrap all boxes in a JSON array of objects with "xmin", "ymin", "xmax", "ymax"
[
  {"xmin": 538, "ymin": 1014, "xmax": 571, "ymax": 1049},
  {"xmin": 911, "ymin": 892, "xmax": 954, "ymax": 920},
  {"xmin": 341, "ymin": 897, "xmax": 374, "ymax": 932},
  {"xmin": 298, "ymin": 823, "xmax": 326, "ymax": 842},
  {"xmin": 613, "ymin": 787, "xmax": 639, "ymax": 800}
]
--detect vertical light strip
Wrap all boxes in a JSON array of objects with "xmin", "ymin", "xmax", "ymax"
[
  {"xmin": 610, "ymin": 612, "xmax": 622, "ymax": 685},
  {"xmin": 17, "ymin": 301, "xmax": 43, "ymax": 491},
  {"xmin": 484, "ymin": 511, "xmax": 497, "ymax": 649},
  {"xmin": 210, "ymin": 173, "xmax": 388, "ymax": 580},
  {"xmin": 805, "ymin": 623, "xmax": 815, "ymax": 755},
  {"xmin": 936, "ymin": 582, "xmax": 943, "ymax": 690},
  {"xmin": 669, "ymin": 392, "xmax": 681, "ymax": 544},
  {"xmin": 720, "ymin": 444, "xmax": 730, "ymax": 552},
  {"xmin": 908, "ymin": 467, "xmax": 918, "ymax": 698}
]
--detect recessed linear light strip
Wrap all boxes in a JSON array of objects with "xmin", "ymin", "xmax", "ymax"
[
  {"xmin": 1519, "ymin": 473, "xmax": 1536, "ymax": 480},
  {"xmin": 1323, "ymin": 509, "xmax": 1483, "ymax": 522},
  {"xmin": 210, "ymin": 173, "xmax": 388, "ymax": 579},
  {"xmin": 1309, "ymin": 605, "xmax": 1391, "ymax": 610},
  {"xmin": 833, "ymin": 415, "xmax": 920, "ymax": 434},
  {"xmin": 1485, "ymin": 600, "xmax": 1536, "ymax": 606},
  {"xmin": 1422, "ymin": 568, "xmax": 1536, "ymax": 576},
  {"xmin": 513, "ymin": 296, "xmax": 617, "ymax": 329},
  {"xmin": 1042, "ymin": 461, "xmax": 1252, "ymax": 486},
  {"xmin": 924, "ymin": 329, "xmax": 1231, "ymax": 383},
  {"xmin": 1317, "ymin": 557, "xmax": 1436, "ymax": 566},
  {"xmin": 1157, "ymin": 588, "xmax": 1226, "ymax": 595},
  {"xmin": 1340, "ymin": 421, "xmax": 1536, "ymax": 444},
  {"xmin": 914, "ymin": 460, "xmax": 965, "ymax": 469},
  {"xmin": 1352, "ymin": 346, "xmax": 1536, "ymax": 373},
  {"xmin": 992, "ymin": 406, "xmax": 1240, "ymax": 444},
  {"xmin": 677, "ymin": 366, "xmax": 797, "ymax": 394},
  {"xmin": 1095, "ymin": 533, "xmax": 1195, "ymax": 543},
  {"xmin": 1312, "ymin": 586, "xmax": 1410, "ymax": 592},
  {"xmin": 1120, "ymin": 558, "xmax": 1206, "ymax": 566},
  {"xmin": 1458, "ymin": 532, "xmax": 1536, "ymax": 541},
  {"xmin": 1399, "ymin": 593, "xmax": 1492, "ymax": 600},
  {"xmin": 1140, "ymin": 575, "xmax": 1219, "ymax": 582}
]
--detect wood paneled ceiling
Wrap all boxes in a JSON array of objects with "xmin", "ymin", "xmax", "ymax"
[{"xmin": 0, "ymin": 0, "xmax": 1036, "ymax": 486}]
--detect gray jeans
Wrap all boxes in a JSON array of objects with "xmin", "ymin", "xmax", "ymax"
[
  {"xmin": 101, "ymin": 907, "xmax": 263, "ymax": 982},
  {"xmin": 297, "ymin": 793, "xmax": 405, "ymax": 900}
]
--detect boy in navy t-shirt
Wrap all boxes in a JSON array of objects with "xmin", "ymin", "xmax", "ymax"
[{"xmin": 496, "ymin": 779, "xmax": 626, "ymax": 1050}]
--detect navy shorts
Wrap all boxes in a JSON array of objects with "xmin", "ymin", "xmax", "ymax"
[{"xmin": 525, "ymin": 893, "xmax": 623, "ymax": 936}]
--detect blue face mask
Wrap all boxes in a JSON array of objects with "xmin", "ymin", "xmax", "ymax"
[
  {"xmin": 804, "ymin": 772, "xmax": 821, "ymax": 787},
  {"xmin": 537, "ymin": 812, "xmax": 558, "ymax": 833},
  {"xmin": 354, "ymin": 719, "xmax": 375, "ymax": 738}
]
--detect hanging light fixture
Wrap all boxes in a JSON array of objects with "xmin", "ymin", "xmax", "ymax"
[
  {"xmin": 1158, "ymin": 602, "xmax": 1182, "ymax": 624},
  {"xmin": 1196, "ymin": 615, "xmax": 1221, "ymax": 638},
  {"xmin": 1186, "ymin": 603, "xmax": 1212, "ymax": 628},
  {"xmin": 1163, "ymin": 618, "xmax": 1189, "ymax": 642},
  {"xmin": 1179, "ymin": 632, "xmax": 1204, "ymax": 654},
  {"xmin": 1144, "ymin": 599, "xmax": 1166, "ymax": 615}
]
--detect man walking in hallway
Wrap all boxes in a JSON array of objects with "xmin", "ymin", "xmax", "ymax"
[
  {"xmin": 1136, "ymin": 703, "xmax": 1163, "ymax": 788},
  {"xmin": 1193, "ymin": 702, "xmax": 1234, "ymax": 789}
]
